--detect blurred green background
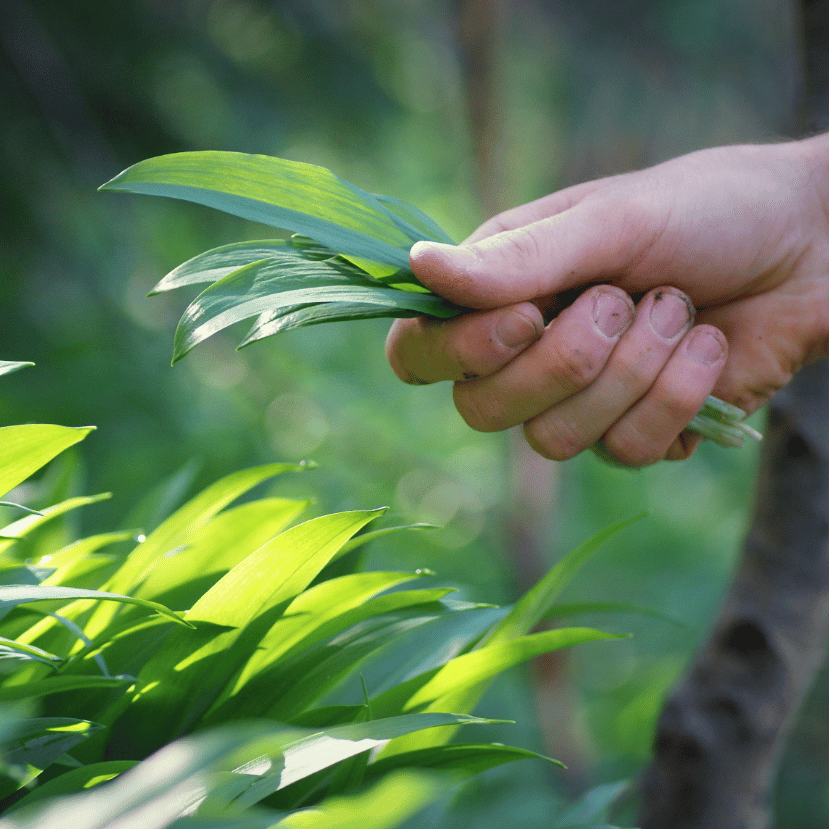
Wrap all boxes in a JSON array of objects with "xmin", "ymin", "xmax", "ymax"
[{"xmin": 0, "ymin": 0, "xmax": 814, "ymax": 825}]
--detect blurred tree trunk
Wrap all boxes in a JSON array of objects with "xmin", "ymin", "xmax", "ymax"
[{"xmin": 638, "ymin": 5, "xmax": 829, "ymax": 827}]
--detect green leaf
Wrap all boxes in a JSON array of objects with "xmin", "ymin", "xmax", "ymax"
[
  {"xmin": 0, "ymin": 718, "xmax": 103, "ymax": 797},
  {"xmin": 364, "ymin": 742, "xmax": 563, "ymax": 783},
  {"xmin": 104, "ymin": 511, "xmax": 384, "ymax": 756},
  {"xmin": 130, "ymin": 497, "xmax": 309, "ymax": 606},
  {"xmin": 227, "ymin": 713, "xmax": 502, "ymax": 810},
  {"xmin": 172, "ymin": 256, "xmax": 462, "ymax": 362},
  {"xmin": 371, "ymin": 194, "xmax": 455, "ymax": 246},
  {"xmin": 0, "ymin": 362, "xmax": 34, "ymax": 377},
  {"xmin": 209, "ymin": 572, "xmax": 433, "ymax": 716},
  {"xmin": 371, "ymin": 628, "xmax": 627, "ymax": 719},
  {"xmin": 151, "ymin": 238, "xmax": 337, "ymax": 295},
  {"xmin": 0, "ymin": 638, "xmax": 62, "ymax": 670},
  {"xmin": 273, "ymin": 770, "xmax": 450, "ymax": 829},
  {"xmin": 6, "ymin": 760, "xmax": 135, "ymax": 815},
  {"xmin": 100, "ymin": 152, "xmax": 414, "ymax": 269},
  {"xmin": 0, "ymin": 425, "xmax": 94, "ymax": 501},
  {"xmin": 105, "ymin": 463, "xmax": 308, "ymax": 597},
  {"xmin": 484, "ymin": 515, "xmax": 644, "ymax": 647},
  {"xmin": 0, "ymin": 674, "xmax": 131, "ymax": 702},
  {"xmin": 0, "ymin": 493, "xmax": 112, "ymax": 558},
  {"xmin": 0, "ymin": 585, "xmax": 190, "ymax": 628},
  {"xmin": 240, "ymin": 302, "xmax": 414, "ymax": 347},
  {"xmin": 207, "ymin": 587, "xmax": 459, "ymax": 724}
]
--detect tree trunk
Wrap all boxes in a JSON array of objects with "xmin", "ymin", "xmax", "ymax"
[{"xmin": 638, "ymin": 5, "xmax": 829, "ymax": 826}]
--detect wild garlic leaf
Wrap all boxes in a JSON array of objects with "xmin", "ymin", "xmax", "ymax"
[
  {"xmin": 100, "ymin": 151, "xmax": 417, "ymax": 269},
  {"xmin": 173, "ymin": 255, "xmax": 464, "ymax": 362}
]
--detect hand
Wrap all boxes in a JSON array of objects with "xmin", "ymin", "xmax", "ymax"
[{"xmin": 386, "ymin": 136, "xmax": 829, "ymax": 466}]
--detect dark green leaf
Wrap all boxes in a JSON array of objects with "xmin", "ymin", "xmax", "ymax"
[
  {"xmin": 0, "ymin": 718, "xmax": 103, "ymax": 797},
  {"xmin": 172, "ymin": 256, "xmax": 462, "ymax": 362},
  {"xmin": 151, "ymin": 238, "xmax": 336, "ymax": 295}
]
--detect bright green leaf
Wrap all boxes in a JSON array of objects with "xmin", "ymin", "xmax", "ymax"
[{"xmin": 0, "ymin": 425, "xmax": 94, "ymax": 501}]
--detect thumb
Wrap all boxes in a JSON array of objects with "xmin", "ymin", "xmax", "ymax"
[{"xmin": 410, "ymin": 201, "xmax": 648, "ymax": 309}]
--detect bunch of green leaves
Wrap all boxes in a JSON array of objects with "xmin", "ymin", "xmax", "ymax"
[
  {"xmin": 0, "ymin": 363, "xmax": 636, "ymax": 828},
  {"xmin": 99, "ymin": 151, "xmax": 760, "ymax": 450}
]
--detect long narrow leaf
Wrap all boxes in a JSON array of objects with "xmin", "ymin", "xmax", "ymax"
[
  {"xmin": 364, "ymin": 742, "xmax": 563, "ymax": 783},
  {"xmin": 0, "ymin": 425, "xmax": 94, "ymax": 501},
  {"xmin": 229, "ymin": 713, "xmax": 502, "ymax": 809},
  {"xmin": 151, "ymin": 238, "xmax": 336, "ymax": 295},
  {"xmin": 173, "ymin": 257, "xmax": 462, "ymax": 361},
  {"xmin": 483, "ymin": 515, "xmax": 644, "ymax": 647},
  {"xmin": 100, "ymin": 152, "xmax": 413, "ymax": 269},
  {"xmin": 240, "ymin": 302, "xmax": 413, "ymax": 346},
  {"xmin": 0, "ymin": 585, "xmax": 190, "ymax": 628},
  {"xmin": 104, "ymin": 511, "xmax": 384, "ymax": 757},
  {"xmin": 0, "ymin": 362, "xmax": 34, "ymax": 377},
  {"xmin": 0, "ymin": 718, "xmax": 103, "ymax": 797},
  {"xmin": 0, "ymin": 675, "xmax": 131, "ymax": 702},
  {"xmin": 371, "ymin": 628, "xmax": 626, "ymax": 718}
]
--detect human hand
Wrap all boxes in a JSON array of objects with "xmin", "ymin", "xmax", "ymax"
[{"xmin": 386, "ymin": 136, "xmax": 829, "ymax": 466}]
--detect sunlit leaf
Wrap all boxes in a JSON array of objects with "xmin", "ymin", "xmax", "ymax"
[
  {"xmin": 227, "ymin": 713, "xmax": 501, "ymax": 809},
  {"xmin": 0, "ymin": 362, "xmax": 34, "ymax": 377},
  {"xmin": 0, "ymin": 675, "xmax": 131, "ymax": 702},
  {"xmin": 100, "ymin": 152, "xmax": 414, "ymax": 269},
  {"xmin": 0, "ymin": 637, "xmax": 62, "ymax": 670},
  {"xmin": 0, "ymin": 585, "xmax": 190, "ymax": 628},
  {"xmin": 277, "ymin": 770, "xmax": 450, "ymax": 829},
  {"xmin": 483, "ymin": 515, "xmax": 644, "ymax": 647},
  {"xmin": 371, "ymin": 628, "xmax": 626, "ymax": 719},
  {"xmin": 6, "ymin": 760, "xmax": 135, "ymax": 815},
  {"xmin": 104, "ymin": 510, "xmax": 384, "ymax": 757},
  {"xmin": 365, "ymin": 742, "xmax": 563, "ymax": 783},
  {"xmin": 0, "ymin": 425, "xmax": 94, "ymax": 501}
]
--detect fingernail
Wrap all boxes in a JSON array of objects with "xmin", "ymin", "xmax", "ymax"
[
  {"xmin": 593, "ymin": 291, "xmax": 632, "ymax": 338},
  {"xmin": 650, "ymin": 292, "xmax": 691, "ymax": 340},
  {"xmin": 687, "ymin": 329, "xmax": 725, "ymax": 365},
  {"xmin": 496, "ymin": 308, "xmax": 543, "ymax": 349}
]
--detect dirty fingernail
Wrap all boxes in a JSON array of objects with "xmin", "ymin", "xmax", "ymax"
[
  {"xmin": 593, "ymin": 291, "xmax": 632, "ymax": 338},
  {"xmin": 650, "ymin": 292, "xmax": 692, "ymax": 340},
  {"xmin": 687, "ymin": 329, "xmax": 725, "ymax": 365},
  {"xmin": 496, "ymin": 307, "xmax": 543, "ymax": 349}
]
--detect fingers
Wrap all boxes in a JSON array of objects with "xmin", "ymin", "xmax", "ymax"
[
  {"xmin": 409, "ymin": 195, "xmax": 658, "ymax": 309},
  {"xmin": 385, "ymin": 302, "xmax": 545, "ymax": 385},
  {"xmin": 450, "ymin": 285, "xmax": 727, "ymax": 467},
  {"xmin": 522, "ymin": 288, "xmax": 698, "ymax": 459},
  {"xmin": 542, "ymin": 325, "xmax": 726, "ymax": 466},
  {"xmin": 451, "ymin": 286, "xmax": 635, "ymax": 431}
]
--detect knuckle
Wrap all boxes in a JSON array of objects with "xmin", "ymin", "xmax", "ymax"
[
  {"xmin": 601, "ymin": 429, "xmax": 662, "ymax": 468},
  {"xmin": 452, "ymin": 384, "xmax": 508, "ymax": 432},
  {"xmin": 500, "ymin": 225, "xmax": 545, "ymax": 262},
  {"xmin": 544, "ymin": 341, "xmax": 599, "ymax": 392},
  {"xmin": 613, "ymin": 351, "xmax": 656, "ymax": 396},
  {"xmin": 524, "ymin": 416, "xmax": 586, "ymax": 462}
]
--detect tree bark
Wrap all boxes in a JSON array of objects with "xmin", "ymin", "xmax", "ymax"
[{"xmin": 639, "ymin": 6, "xmax": 829, "ymax": 826}]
